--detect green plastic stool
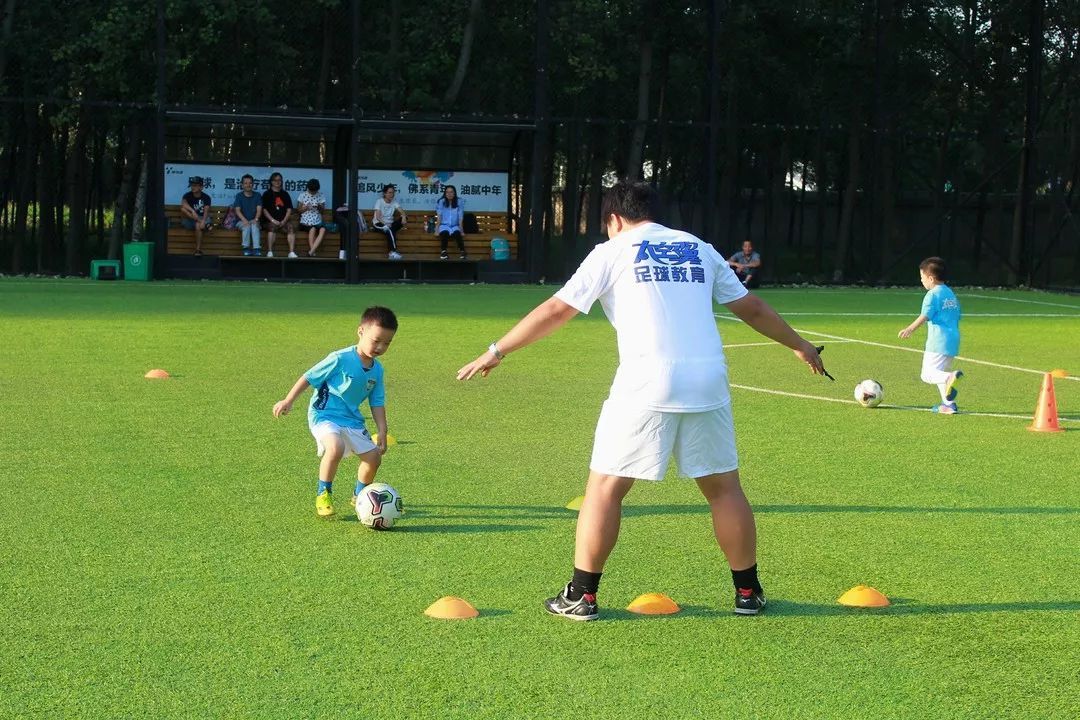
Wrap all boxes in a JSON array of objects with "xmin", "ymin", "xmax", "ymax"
[{"xmin": 90, "ymin": 259, "xmax": 122, "ymax": 280}]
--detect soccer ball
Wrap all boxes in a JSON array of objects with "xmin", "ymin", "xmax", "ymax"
[
  {"xmin": 854, "ymin": 379, "xmax": 884, "ymax": 408},
  {"xmin": 355, "ymin": 482, "xmax": 404, "ymax": 530}
]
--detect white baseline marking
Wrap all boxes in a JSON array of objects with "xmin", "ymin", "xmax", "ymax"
[
  {"xmin": 793, "ymin": 327, "xmax": 1080, "ymax": 382},
  {"xmin": 965, "ymin": 294, "xmax": 1080, "ymax": 310},
  {"xmin": 715, "ymin": 312, "xmax": 1078, "ymax": 381},
  {"xmin": 725, "ymin": 340, "xmax": 856, "ymax": 349},
  {"xmin": 766, "ymin": 312, "xmax": 1080, "ymax": 318},
  {"xmin": 729, "ymin": 383, "xmax": 1080, "ymax": 423}
]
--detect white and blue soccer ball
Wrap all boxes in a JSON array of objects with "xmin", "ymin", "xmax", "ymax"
[
  {"xmin": 854, "ymin": 379, "xmax": 884, "ymax": 408},
  {"xmin": 355, "ymin": 482, "xmax": 404, "ymax": 529}
]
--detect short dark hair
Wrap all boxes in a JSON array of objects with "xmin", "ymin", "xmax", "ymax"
[
  {"xmin": 601, "ymin": 179, "xmax": 657, "ymax": 223},
  {"xmin": 241, "ymin": 173, "xmax": 254, "ymax": 183},
  {"xmin": 360, "ymin": 306, "xmax": 398, "ymax": 330},
  {"xmin": 307, "ymin": 178, "xmax": 320, "ymax": 192},
  {"xmin": 919, "ymin": 256, "xmax": 947, "ymax": 281}
]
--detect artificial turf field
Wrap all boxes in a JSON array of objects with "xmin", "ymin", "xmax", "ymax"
[{"xmin": 1, "ymin": 278, "xmax": 1078, "ymax": 719}]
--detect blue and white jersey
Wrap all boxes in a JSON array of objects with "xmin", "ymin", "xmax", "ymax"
[
  {"xmin": 304, "ymin": 347, "xmax": 386, "ymax": 429},
  {"xmin": 554, "ymin": 222, "xmax": 748, "ymax": 412},
  {"xmin": 921, "ymin": 284, "xmax": 961, "ymax": 356}
]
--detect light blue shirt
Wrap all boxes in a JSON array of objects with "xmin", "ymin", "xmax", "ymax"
[
  {"xmin": 304, "ymin": 347, "xmax": 386, "ymax": 429},
  {"xmin": 921, "ymin": 284, "xmax": 961, "ymax": 356},
  {"xmin": 435, "ymin": 199, "xmax": 464, "ymax": 233}
]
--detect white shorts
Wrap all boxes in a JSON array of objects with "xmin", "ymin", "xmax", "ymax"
[
  {"xmin": 921, "ymin": 352, "xmax": 954, "ymax": 383},
  {"xmin": 309, "ymin": 420, "xmax": 377, "ymax": 458},
  {"xmin": 589, "ymin": 401, "xmax": 738, "ymax": 481}
]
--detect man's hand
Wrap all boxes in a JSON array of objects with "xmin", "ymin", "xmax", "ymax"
[
  {"xmin": 457, "ymin": 350, "xmax": 501, "ymax": 380},
  {"xmin": 793, "ymin": 340, "xmax": 825, "ymax": 375},
  {"xmin": 273, "ymin": 399, "xmax": 293, "ymax": 417}
]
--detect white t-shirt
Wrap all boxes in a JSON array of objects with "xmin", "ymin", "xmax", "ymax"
[
  {"xmin": 373, "ymin": 198, "xmax": 401, "ymax": 226},
  {"xmin": 554, "ymin": 222, "xmax": 748, "ymax": 412}
]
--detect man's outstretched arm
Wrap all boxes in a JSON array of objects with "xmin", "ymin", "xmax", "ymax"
[
  {"xmin": 456, "ymin": 297, "xmax": 580, "ymax": 380},
  {"xmin": 725, "ymin": 294, "xmax": 824, "ymax": 375}
]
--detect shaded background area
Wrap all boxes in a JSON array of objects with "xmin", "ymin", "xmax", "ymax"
[{"xmin": 0, "ymin": 0, "xmax": 1077, "ymax": 286}]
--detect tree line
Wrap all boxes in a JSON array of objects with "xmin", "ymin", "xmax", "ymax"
[{"xmin": 0, "ymin": 0, "xmax": 1077, "ymax": 285}]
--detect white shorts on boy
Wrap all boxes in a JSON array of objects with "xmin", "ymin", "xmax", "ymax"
[
  {"xmin": 921, "ymin": 351, "xmax": 954, "ymax": 385},
  {"xmin": 590, "ymin": 401, "xmax": 738, "ymax": 481},
  {"xmin": 309, "ymin": 420, "xmax": 377, "ymax": 457}
]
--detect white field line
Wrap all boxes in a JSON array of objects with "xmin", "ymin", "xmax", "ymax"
[
  {"xmin": 725, "ymin": 340, "xmax": 856, "ymax": 349},
  {"xmin": 965, "ymin": 294, "xmax": 1080, "ymax": 310},
  {"xmin": 715, "ymin": 312, "xmax": 1079, "ymax": 381},
  {"xmin": 767, "ymin": 312, "xmax": 1080, "ymax": 318},
  {"xmin": 793, "ymin": 327, "xmax": 1080, "ymax": 382},
  {"xmin": 729, "ymin": 383, "xmax": 1080, "ymax": 423}
]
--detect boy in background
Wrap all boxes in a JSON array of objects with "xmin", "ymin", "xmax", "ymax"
[{"xmin": 899, "ymin": 257, "xmax": 964, "ymax": 413}]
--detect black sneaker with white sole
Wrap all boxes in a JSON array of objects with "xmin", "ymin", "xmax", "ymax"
[
  {"xmin": 544, "ymin": 583, "xmax": 599, "ymax": 621},
  {"xmin": 734, "ymin": 588, "xmax": 767, "ymax": 615}
]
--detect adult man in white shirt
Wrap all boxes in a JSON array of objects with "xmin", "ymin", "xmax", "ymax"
[{"xmin": 457, "ymin": 181, "xmax": 824, "ymax": 620}]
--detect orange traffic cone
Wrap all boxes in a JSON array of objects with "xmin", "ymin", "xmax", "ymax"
[{"xmin": 1029, "ymin": 373, "xmax": 1064, "ymax": 433}]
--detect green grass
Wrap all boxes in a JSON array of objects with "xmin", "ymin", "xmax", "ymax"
[{"xmin": 1, "ymin": 279, "xmax": 1078, "ymax": 719}]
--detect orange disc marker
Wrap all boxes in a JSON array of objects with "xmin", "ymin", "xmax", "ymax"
[
  {"xmin": 837, "ymin": 585, "xmax": 890, "ymax": 607},
  {"xmin": 424, "ymin": 596, "xmax": 479, "ymax": 619},
  {"xmin": 144, "ymin": 369, "xmax": 170, "ymax": 379},
  {"xmin": 627, "ymin": 593, "xmax": 681, "ymax": 615},
  {"xmin": 1050, "ymin": 369, "xmax": 1068, "ymax": 379}
]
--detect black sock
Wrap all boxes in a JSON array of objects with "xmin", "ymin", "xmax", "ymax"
[
  {"xmin": 731, "ymin": 564, "xmax": 763, "ymax": 594},
  {"xmin": 567, "ymin": 568, "xmax": 603, "ymax": 600}
]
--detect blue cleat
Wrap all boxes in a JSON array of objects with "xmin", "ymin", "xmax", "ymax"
[
  {"xmin": 945, "ymin": 370, "xmax": 964, "ymax": 402},
  {"xmin": 933, "ymin": 402, "xmax": 958, "ymax": 415}
]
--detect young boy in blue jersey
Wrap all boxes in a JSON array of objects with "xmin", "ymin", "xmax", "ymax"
[
  {"xmin": 898, "ymin": 257, "xmax": 964, "ymax": 414},
  {"xmin": 273, "ymin": 306, "xmax": 398, "ymax": 517}
]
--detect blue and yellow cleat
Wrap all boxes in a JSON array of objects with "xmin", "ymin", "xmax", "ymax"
[
  {"xmin": 315, "ymin": 490, "xmax": 335, "ymax": 518},
  {"xmin": 945, "ymin": 370, "xmax": 964, "ymax": 402},
  {"xmin": 933, "ymin": 402, "xmax": 958, "ymax": 415}
]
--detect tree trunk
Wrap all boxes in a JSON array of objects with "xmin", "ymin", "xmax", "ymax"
[
  {"xmin": 443, "ymin": 0, "xmax": 483, "ymax": 107},
  {"xmin": 832, "ymin": 124, "xmax": 861, "ymax": 282},
  {"xmin": 12, "ymin": 103, "xmax": 38, "ymax": 273},
  {"xmin": 0, "ymin": 0, "xmax": 16, "ymax": 91},
  {"xmin": 625, "ymin": 4, "xmax": 655, "ymax": 181},
  {"xmin": 109, "ymin": 123, "xmax": 142, "ymax": 258},
  {"xmin": 315, "ymin": 9, "xmax": 334, "ymax": 113},
  {"xmin": 37, "ymin": 128, "xmax": 56, "ymax": 272},
  {"xmin": 584, "ymin": 124, "xmax": 606, "ymax": 237},
  {"xmin": 131, "ymin": 153, "xmax": 149, "ymax": 242},
  {"xmin": 64, "ymin": 107, "xmax": 92, "ymax": 274},
  {"xmin": 388, "ymin": 2, "xmax": 402, "ymax": 112}
]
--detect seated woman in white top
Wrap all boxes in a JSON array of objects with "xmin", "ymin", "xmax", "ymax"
[
  {"xmin": 434, "ymin": 185, "xmax": 466, "ymax": 260},
  {"xmin": 372, "ymin": 184, "xmax": 406, "ymax": 260},
  {"xmin": 296, "ymin": 178, "xmax": 327, "ymax": 256}
]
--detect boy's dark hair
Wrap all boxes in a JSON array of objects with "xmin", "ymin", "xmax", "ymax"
[
  {"xmin": 307, "ymin": 178, "xmax": 320, "ymax": 192},
  {"xmin": 241, "ymin": 173, "xmax": 254, "ymax": 183},
  {"xmin": 920, "ymin": 256, "xmax": 947, "ymax": 281},
  {"xmin": 601, "ymin": 179, "xmax": 658, "ymax": 224},
  {"xmin": 361, "ymin": 306, "xmax": 398, "ymax": 330}
]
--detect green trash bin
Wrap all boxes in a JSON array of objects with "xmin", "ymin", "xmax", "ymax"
[{"xmin": 123, "ymin": 242, "xmax": 154, "ymax": 281}]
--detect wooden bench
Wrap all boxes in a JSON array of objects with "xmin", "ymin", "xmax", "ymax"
[
  {"xmin": 358, "ymin": 211, "xmax": 518, "ymax": 261},
  {"xmin": 165, "ymin": 204, "xmax": 343, "ymax": 259}
]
